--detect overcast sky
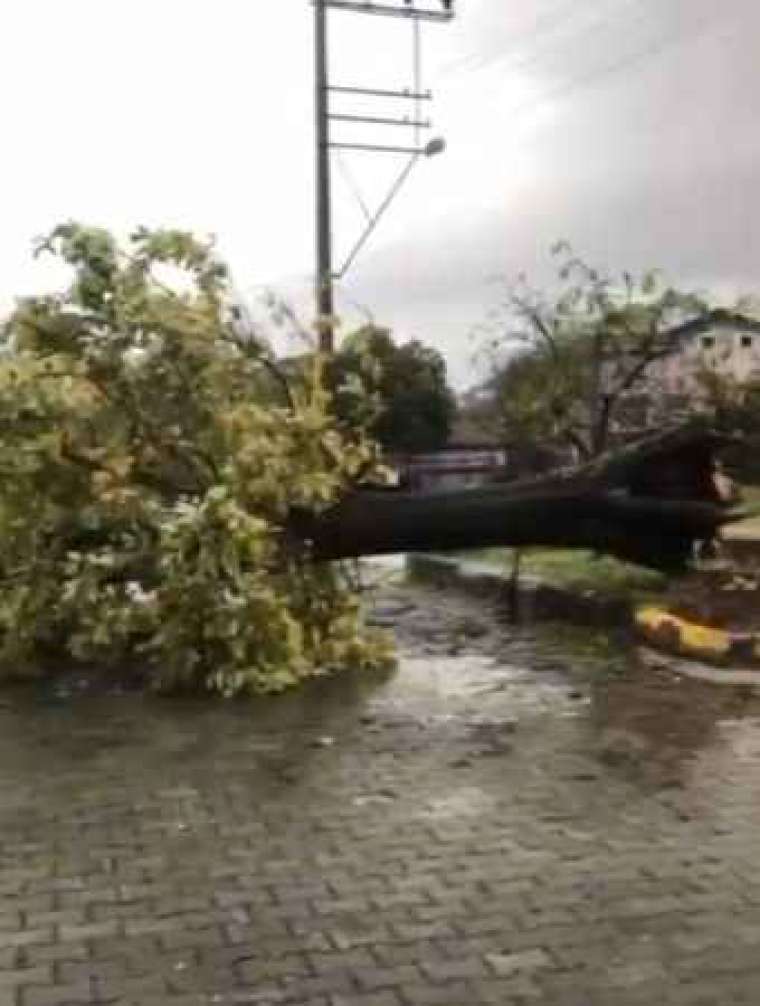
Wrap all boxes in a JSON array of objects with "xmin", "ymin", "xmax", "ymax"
[{"xmin": 1, "ymin": 0, "xmax": 759, "ymax": 386}]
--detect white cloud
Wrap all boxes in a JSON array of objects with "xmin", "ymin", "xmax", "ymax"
[{"xmin": 1, "ymin": 0, "xmax": 759, "ymax": 387}]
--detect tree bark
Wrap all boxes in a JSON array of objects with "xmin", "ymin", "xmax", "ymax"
[{"xmin": 293, "ymin": 424, "xmax": 742, "ymax": 573}]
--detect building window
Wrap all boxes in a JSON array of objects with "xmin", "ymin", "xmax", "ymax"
[
  {"xmin": 702, "ymin": 336, "xmax": 715, "ymax": 349},
  {"xmin": 741, "ymin": 334, "xmax": 753, "ymax": 348}
]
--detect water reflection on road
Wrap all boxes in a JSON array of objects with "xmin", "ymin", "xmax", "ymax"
[
  {"xmin": 2, "ymin": 568, "xmax": 760, "ymax": 1004},
  {"xmin": 2, "ymin": 563, "xmax": 760, "ymax": 809}
]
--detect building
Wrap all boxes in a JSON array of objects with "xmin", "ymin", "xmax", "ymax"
[
  {"xmin": 602, "ymin": 310, "xmax": 760, "ymax": 431},
  {"xmin": 651, "ymin": 310, "xmax": 760, "ymax": 397},
  {"xmin": 392, "ymin": 443, "xmax": 508, "ymax": 492}
]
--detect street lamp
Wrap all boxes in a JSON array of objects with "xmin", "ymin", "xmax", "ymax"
[
  {"xmin": 423, "ymin": 136, "xmax": 446, "ymax": 158},
  {"xmin": 332, "ymin": 136, "xmax": 446, "ymax": 282},
  {"xmin": 314, "ymin": 0, "xmax": 454, "ymax": 350}
]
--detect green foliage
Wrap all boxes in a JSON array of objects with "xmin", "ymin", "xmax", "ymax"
[
  {"xmin": 0, "ymin": 223, "xmax": 394, "ymax": 694},
  {"xmin": 470, "ymin": 548, "xmax": 666, "ymax": 601},
  {"xmin": 697, "ymin": 369, "xmax": 760, "ymax": 434},
  {"xmin": 490, "ymin": 332, "xmax": 590, "ymax": 454},
  {"xmin": 696, "ymin": 370, "xmax": 760, "ymax": 484},
  {"xmin": 480, "ymin": 248, "xmax": 710, "ymax": 458},
  {"xmin": 330, "ymin": 325, "xmax": 455, "ymax": 453}
]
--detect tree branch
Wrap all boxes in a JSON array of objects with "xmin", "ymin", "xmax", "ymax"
[{"xmin": 295, "ymin": 424, "xmax": 740, "ymax": 573}]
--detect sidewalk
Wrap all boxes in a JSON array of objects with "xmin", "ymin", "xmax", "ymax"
[{"xmin": 1, "ymin": 583, "xmax": 760, "ymax": 1005}]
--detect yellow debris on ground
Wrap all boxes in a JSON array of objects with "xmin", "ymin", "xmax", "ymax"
[{"xmin": 635, "ymin": 605, "xmax": 732, "ymax": 660}]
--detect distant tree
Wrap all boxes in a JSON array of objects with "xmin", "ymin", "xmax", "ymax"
[
  {"xmin": 479, "ymin": 245, "xmax": 710, "ymax": 460},
  {"xmin": 696, "ymin": 370, "xmax": 760, "ymax": 483},
  {"xmin": 330, "ymin": 326, "xmax": 456, "ymax": 454},
  {"xmin": 697, "ymin": 369, "xmax": 760, "ymax": 433}
]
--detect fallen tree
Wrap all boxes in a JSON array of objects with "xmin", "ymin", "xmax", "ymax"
[
  {"xmin": 0, "ymin": 222, "xmax": 743, "ymax": 695},
  {"xmin": 296, "ymin": 424, "xmax": 743, "ymax": 572}
]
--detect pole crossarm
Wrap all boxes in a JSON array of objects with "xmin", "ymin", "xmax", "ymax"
[
  {"xmin": 312, "ymin": 0, "xmax": 453, "ymax": 350},
  {"xmin": 328, "ymin": 85, "xmax": 433, "ymax": 100},
  {"xmin": 329, "ymin": 141, "xmax": 430, "ymax": 154},
  {"xmin": 329, "ymin": 112, "xmax": 431, "ymax": 128},
  {"xmin": 317, "ymin": 1, "xmax": 454, "ymax": 22}
]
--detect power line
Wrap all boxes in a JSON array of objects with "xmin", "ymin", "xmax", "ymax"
[
  {"xmin": 493, "ymin": 0, "xmax": 645, "ymax": 84},
  {"xmin": 508, "ymin": 4, "xmax": 746, "ymax": 122},
  {"xmin": 489, "ymin": 0, "xmax": 631, "ymax": 71},
  {"xmin": 443, "ymin": 0, "xmax": 617, "ymax": 76},
  {"xmin": 442, "ymin": 0, "xmax": 582, "ymax": 74}
]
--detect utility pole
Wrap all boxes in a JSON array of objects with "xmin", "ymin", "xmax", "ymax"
[
  {"xmin": 313, "ymin": 1, "xmax": 455, "ymax": 352},
  {"xmin": 314, "ymin": 0, "xmax": 334, "ymax": 353}
]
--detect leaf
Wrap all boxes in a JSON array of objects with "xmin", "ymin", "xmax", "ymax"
[
  {"xmin": 0, "ymin": 222, "xmax": 394, "ymax": 694},
  {"xmin": 641, "ymin": 270, "xmax": 660, "ymax": 295}
]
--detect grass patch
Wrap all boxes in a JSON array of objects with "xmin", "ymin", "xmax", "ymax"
[
  {"xmin": 724, "ymin": 484, "xmax": 760, "ymax": 540},
  {"xmin": 741, "ymin": 485, "xmax": 760, "ymax": 507},
  {"xmin": 465, "ymin": 548, "xmax": 667, "ymax": 602}
]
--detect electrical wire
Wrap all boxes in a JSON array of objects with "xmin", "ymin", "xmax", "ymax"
[
  {"xmin": 508, "ymin": 4, "xmax": 748, "ymax": 121},
  {"xmin": 492, "ymin": 0, "xmax": 648, "ymax": 85},
  {"xmin": 443, "ymin": 0, "xmax": 619, "ymax": 76},
  {"xmin": 334, "ymin": 149, "xmax": 373, "ymax": 224},
  {"xmin": 489, "ymin": 0, "xmax": 639, "ymax": 75},
  {"xmin": 442, "ymin": 0, "xmax": 584, "ymax": 74},
  {"xmin": 413, "ymin": 15, "xmax": 422, "ymax": 147},
  {"xmin": 334, "ymin": 152, "xmax": 420, "ymax": 279}
]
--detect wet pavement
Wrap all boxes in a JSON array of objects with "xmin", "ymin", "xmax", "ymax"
[{"xmin": 2, "ymin": 574, "xmax": 760, "ymax": 1004}]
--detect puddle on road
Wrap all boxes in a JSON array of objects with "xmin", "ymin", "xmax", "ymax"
[
  {"xmin": 371, "ymin": 654, "xmax": 581, "ymax": 728},
  {"xmin": 421, "ymin": 785, "xmax": 497, "ymax": 820},
  {"xmin": 372, "ymin": 578, "xmax": 760, "ymax": 803},
  {"xmin": 2, "ymin": 571, "xmax": 760, "ymax": 816}
]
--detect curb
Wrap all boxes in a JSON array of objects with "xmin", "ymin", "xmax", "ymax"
[
  {"xmin": 639, "ymin": 646, "xmax": 760, "ymax": 686},
  {"xmin": 407, "ymin": 554, "xmax": 760, "ymax": 683},
  {"xmin": 406, "ymin": 554, "xmax": 631, "ymax": 627}
]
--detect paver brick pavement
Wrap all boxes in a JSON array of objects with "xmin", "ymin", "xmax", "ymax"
[{"xmin": 1, "ymin": 582, "xmax": 760, "ymax": 1004}]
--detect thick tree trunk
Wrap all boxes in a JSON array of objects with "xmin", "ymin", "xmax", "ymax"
[{"xmin": 293, "ymin": 425, "xmax": 742, "ymax": 572}]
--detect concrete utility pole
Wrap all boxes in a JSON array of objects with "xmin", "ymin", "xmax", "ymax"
[
  {"xmin": 313, "ymin": 1, "xmax": 455, "ymax": 352},
  {"xmin": 314, "ymin": 0, "xmax": 334, "ymax": 353}
]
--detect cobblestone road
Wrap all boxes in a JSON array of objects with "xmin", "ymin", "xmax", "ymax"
[{"xmin": 2, "ymin": 578, "xmax": 760, "ymax": 1005}]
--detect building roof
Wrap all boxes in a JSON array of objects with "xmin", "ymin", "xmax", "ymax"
[{"xmin": 666, "ymin": 309, "xmax": 760, "ymax": 345}]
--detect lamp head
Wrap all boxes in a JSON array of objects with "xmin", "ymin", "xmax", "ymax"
[{"xmin": 423, "ymin": 136, "xmax": 446, "ymax": 157}]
